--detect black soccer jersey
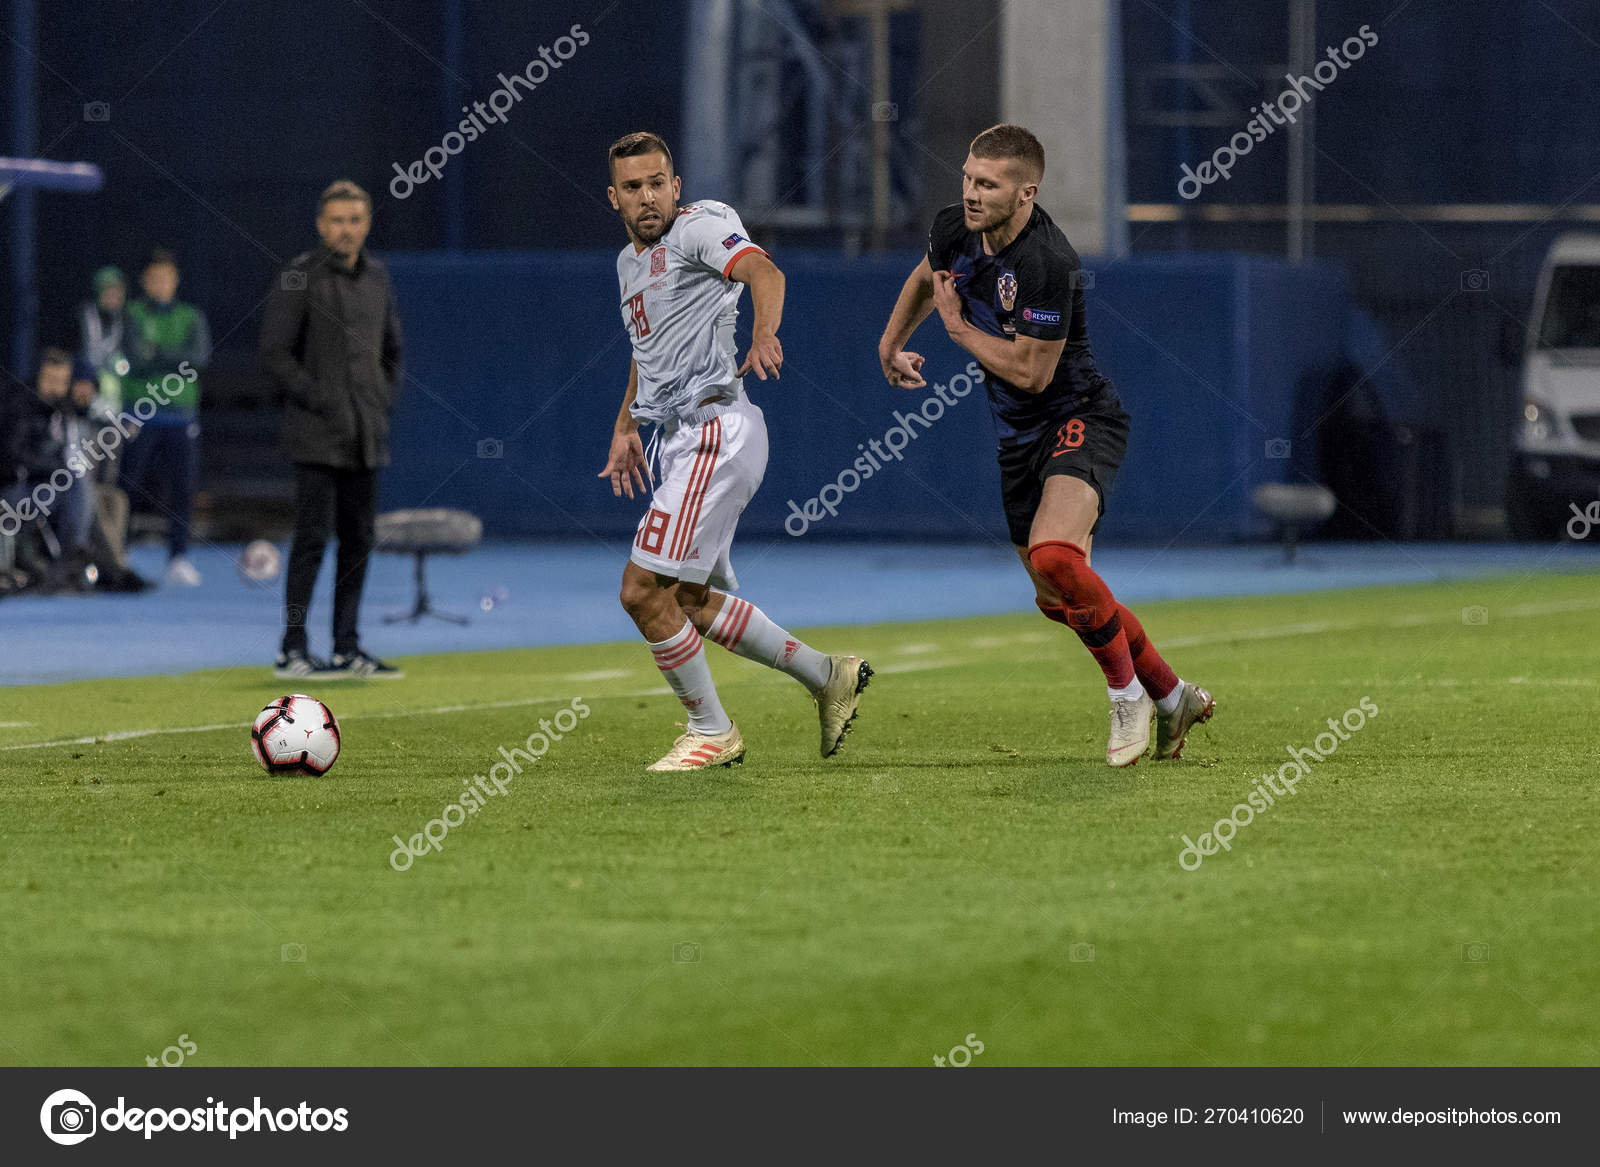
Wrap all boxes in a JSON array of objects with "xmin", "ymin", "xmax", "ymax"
[{"xmin": 926, "ymin": 202, "xmax": 1121, "ymax": 445}]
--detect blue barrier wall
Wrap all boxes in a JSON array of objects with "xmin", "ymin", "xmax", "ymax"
[{"xmin": 380, "ymin": 251, "xmax": 1369, "ymax": 544}]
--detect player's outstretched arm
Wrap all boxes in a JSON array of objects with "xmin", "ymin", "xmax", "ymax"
[
  {"xmin": 929, "ymin": 270, "xmax": 1064, "ymax": 393},
  {"xmin": 878, "ymin": 257, "xmax": 934, "ymax": 388},
  {"xmin": 598, "ymin": 359, "xmax": 652, "ymax": 499},
  {"xmin": 730, "ymin": 251, "xmax": 785, "ymax": 381}
]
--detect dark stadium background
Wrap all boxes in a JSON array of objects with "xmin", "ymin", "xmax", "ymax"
[{"xmin": 5, "ymin": 0, "xmax": 1597, "ymax": 541}]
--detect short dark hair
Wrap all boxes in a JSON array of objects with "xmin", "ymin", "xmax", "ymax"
[
  {"xmin": 608, "ymin": 132, "xmax": 674, "ymax": 180},
  {"xmin": 144, "ymin": 247, "xmax": 178, "ymax": 272},
  {"xmin": 970, "ymin": 124, "xmax": 1046, "ymax": 182},
  {"xmin": 318, "ymin": 179, "xmax": 371, "ymax": 214},
  {"xmin": 39, "ymin": 346, "xmax": 73, "ymax": 369}
]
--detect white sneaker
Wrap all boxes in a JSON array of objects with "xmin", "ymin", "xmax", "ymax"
[
  {"xmin": 813, "ymin": 654, "xmax": 873, "ymax": 758},
  {"xmin": 1106, "ymin": 690, "xmax": 1154, "ymax": 768},
  {"xmin": 165, "ymin": 557, "xmax": 202, "ymax": 587},
  {"xmin": 646, "ymin": 723, "xmax": 746, "ymax": 771}
]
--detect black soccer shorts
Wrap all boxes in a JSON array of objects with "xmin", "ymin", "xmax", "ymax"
[{"xmin": 997, "ymin": 404, "xmax": 1131, "ymax": 547}]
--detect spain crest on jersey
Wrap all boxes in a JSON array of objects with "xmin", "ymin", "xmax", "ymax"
[
  {"xmin": 650, "ymin": 246, "xmax": 667, "ymax": 276},
  {"xmin": 997, "ymin": 271, "xmax": 1018, "ymax": 312}
]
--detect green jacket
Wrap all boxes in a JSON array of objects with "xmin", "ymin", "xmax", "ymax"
[{"xmin": 124, "ymin": 299, "xmax": 212, "ymax": 417}]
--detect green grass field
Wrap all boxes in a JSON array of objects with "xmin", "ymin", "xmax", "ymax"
[{"xmin": 3, "ymin": 571, "xmax": 1597, "ymax": 1067}]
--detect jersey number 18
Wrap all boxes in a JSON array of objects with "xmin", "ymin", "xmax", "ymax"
[{"xmin": 628, "ymin": 292, "xmax": 651, "ymax": 339}]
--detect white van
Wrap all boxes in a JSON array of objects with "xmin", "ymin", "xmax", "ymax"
[{"xmin": 1508, "ymin": 233, "xmax": 1600, "ymax": 539}]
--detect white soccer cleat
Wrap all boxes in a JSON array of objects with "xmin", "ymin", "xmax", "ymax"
[
  {"xmin": 1106, "ymin": 689, "xmax": 1154, "ymax": 767},
  {"xmin": 814, "ymin": 654, "xmax": 873, "ymax": 758},
  {"xmin": 646, "ymin": 723, "xmax": 746, "ymax": 771},
  {"xmin": 1154, "ymin": 682, "xmax": 1214, "ymax": 760},
  {"xmin": 165, "ymin": 556, "xmax": 202, "ymax": 587}
]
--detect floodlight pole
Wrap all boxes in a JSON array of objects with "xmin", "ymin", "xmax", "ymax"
[
  {"xmin": 1286, "ymin": 0, "xmax": 1316, "ymax": 263},
  {"xmin": 682, "ymin": 0, "xmax": 736, "ymax": 204},
  {"xmin": 1103, "ymin": 0, "xmax": 1130, "ymax": 259},
  {"xmin": 9, "ymin": 0, "xmax": 38, "ymax": 380},
  {"xmin": 869, "ymin": 0, "xmax": 891, "ymax": 250}
]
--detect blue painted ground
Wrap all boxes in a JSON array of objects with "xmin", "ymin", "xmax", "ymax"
[{"xmin": 1, "ymin": 539, "xmax": 1597, "ymax": 686}]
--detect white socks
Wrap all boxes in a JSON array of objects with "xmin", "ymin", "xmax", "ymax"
[
  {"xmin": 647, "ymin": 596, "xmax": 829, "ymax": 736},
  {"xmin": 1111, "ymin": 679, "xmax": 1187, "ymax": 711},
  {"xmin": 1108, "ymin": 678, "xmax": 1147, "ymax": 703},
  {"xmin": 648, "ymin": 619, "xmax": 732, "ymax": 735},
  {"xmin": 704, "ymin": 592, "xmax": 832, "ymax": 690}
]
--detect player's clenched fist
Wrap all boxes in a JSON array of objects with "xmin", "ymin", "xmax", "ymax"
[
  {"xmin": 930, "ymin": 269, "xmax": 966, "ymax": 335},
  {"xmin": 597, "ymin": 429, "xmax": 652, "ymax": 499}
]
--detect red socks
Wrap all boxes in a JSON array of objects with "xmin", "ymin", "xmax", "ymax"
[
  {"xmin": 1116, "ymin": 602, "xmax": 1179, "ymax": 701},
  {"xmin": 1027, "ymin": 541, "xmax": 1135, "ymax": 690}
]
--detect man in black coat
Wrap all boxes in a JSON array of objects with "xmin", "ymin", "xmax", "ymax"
[{"xmin": 259, "ymin": 180, "xmax": 406, "ymax": 679}]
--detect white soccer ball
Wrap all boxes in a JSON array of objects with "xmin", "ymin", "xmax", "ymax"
[
  {"xmin": 251, "ymin": 694, "xmax": 341, "ymax": 776},
  {"xmin": 238, "ymin": 540, "xmax": 282, "ymax": 583}
]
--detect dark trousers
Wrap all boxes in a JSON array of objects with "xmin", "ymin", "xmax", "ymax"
[
  {"xmin": 282, "ymin": 463, "xmax": 377, "ymax": 657},
  {"xmin": 119, "ymin": 416, "xmax": 197, "ymax": 558}
]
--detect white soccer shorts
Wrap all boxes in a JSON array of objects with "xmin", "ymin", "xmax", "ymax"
[{"xmin": 629, "ymin": 396, "xmax": 768, "ymax": 589}]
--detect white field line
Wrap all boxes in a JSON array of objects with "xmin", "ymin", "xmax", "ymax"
[
  {"xmin": 1147, "ymin": 594, "xmax": 1600, "ymax": 652},
  {"xmin": 1185, "ymin": 677, "xmax": 1596, "ymax": 688},
  {"xmin": 7, "ymin": 595, "xmax": 1599, "ymax": 753},
  {"xmin": 874, "ymin": 660, "xmax": 958, "ymax": 675},
  {"xmin": 1156, "ymin": 619, "xmax": 1358, "ymax": 649},
  {"xmin": 2, "ymin": 694, "xmax": 590, "ymax": 754},
  {"xmin": 1500, "ymin": 596, "xmax": 1600, "ymax": 618},
  {"xmin": 968, "ymin": 633, "xmax": 1052, "ymax": 648}
]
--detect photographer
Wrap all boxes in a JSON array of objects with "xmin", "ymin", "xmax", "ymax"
[
  {"xmin": 1, "ymin": 349, "xmax": 95, "ymax": 591},
  {"xmin": 0, "ymin": 375, "xmax": 28, "ymax": 593},
  {"xmin": 69, "ymin": 361, "xmax": 148, "ymax": 592}
]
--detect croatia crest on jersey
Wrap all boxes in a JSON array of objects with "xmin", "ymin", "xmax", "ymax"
[{"xmin": 997, "ymin": 271, "xmax": 1018, "ymax": 312}]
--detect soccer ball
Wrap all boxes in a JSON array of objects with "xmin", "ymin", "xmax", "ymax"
[
  {"xmin": 251, "ymin": 694, "xmax": 341, "ymax": 775},
  {"xmin": 238, "ymin": 539, "xmax": 282, "ymax": 583}
]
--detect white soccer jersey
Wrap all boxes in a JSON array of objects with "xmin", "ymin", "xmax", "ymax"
[{"xmin": 617, "ymin": 200, "xmax": 766, "ymax": 425}]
